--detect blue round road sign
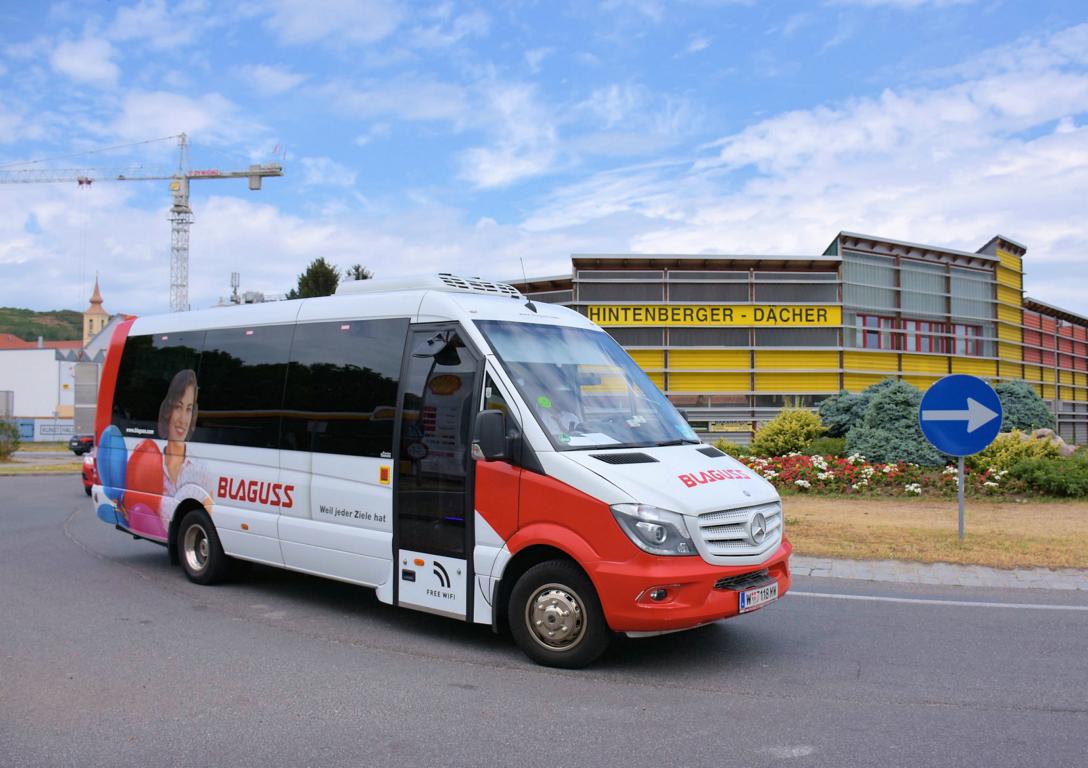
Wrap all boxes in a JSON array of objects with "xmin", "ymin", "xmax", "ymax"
[{"xmin": 918, "ymin": 375, "xmax": 1003, "ymax": 457}]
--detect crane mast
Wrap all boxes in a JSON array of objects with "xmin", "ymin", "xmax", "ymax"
[{"xmin": 0, "ymin": 133, "xmax": 284, "ymax": 311}]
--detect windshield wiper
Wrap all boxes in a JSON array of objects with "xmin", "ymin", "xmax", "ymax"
[{"xmin": 654, "ymin": 439, "xmax": 702, "ymax": 447}]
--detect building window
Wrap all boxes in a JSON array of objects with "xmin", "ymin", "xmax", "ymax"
[
  {"xmin": 857, "ymin": 314, "xmax": 895, "ymax": 349},
  {"xmin": 951, "ymin": 323, "xmax": 983, "ymax": 356},
  {"xmin": 902, "ymin": 319, "xmax": 945, "ymax": 353}
]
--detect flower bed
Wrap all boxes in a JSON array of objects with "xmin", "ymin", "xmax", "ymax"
[{"xmin": 738, "ymin": 453, "xmax": 1015, "ymax": 497}]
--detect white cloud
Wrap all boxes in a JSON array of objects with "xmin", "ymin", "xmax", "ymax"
[
  {"xmin": 105, "ymin": 91, "xmax": 268, "ymax": 147},
  {"xmin": 828, "ymin": 0, "xmax": 975, "ymax": 7},
  {"xmin": 299, "ymin": 156, "xmax": 357, "ymax": 187},
  {"xmin": 518, "ymin": 24, "xmax": 1088, "ymax": 314},
  {"xmin": 262, "ymin": 0, "xmax": 401, "ymax": 46},
  {"xmin": 682, "ymin": 35, "xmax": 711, "ymax": 55},
  {"xmin": 353, "ymin": 123, "xmax": 391, "ymax": 146},
  {"xmin": 410, "ymin": 7, "xmax": 490, "ymax": 48},
  {"xmin": 108, "ymin": 0, "xmax": 202, "ymax": 50},
  {"xmin": 601, "ymin": 0, "xmax": 664, "ymax": 23},
  {"xmin": 322, "ymin": 77, "xmax": 469, "ymax": 123},
  {"xmin": 49, "ymin": 36, "xmax": 119, "ymax": 87},
  {"xmin": 237, "ymin": 64, "xmax": 307, "ymax": 96},
  {"xmin": 525, "ymin": 47, "xmax": 553, "ymax": 74},
  {"xmin": 582, "ymin": 84, "xmax": 645, "ymax": 129},
  {"xmin": 458, "ymin": 83, "xmax": 559, "ymax": 188}
]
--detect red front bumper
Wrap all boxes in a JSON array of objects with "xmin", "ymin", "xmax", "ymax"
[{"xmin": 590, "ymin": 537, "xmax": 792, "ymax": 633}]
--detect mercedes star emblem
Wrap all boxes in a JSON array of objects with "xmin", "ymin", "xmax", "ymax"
[{"xmin": 748, "ymin": 512, "xmax": 768, "ymax": 546}]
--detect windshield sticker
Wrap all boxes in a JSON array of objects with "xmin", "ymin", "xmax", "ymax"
[
  {"xmin": 563, "ymin": 433, "xmax": 621, "ymax": 446},
  {"xmin": 558, "ymin": 433, "xmax": 571, "ymax": 443},
  {"xmin": 537, "ymin": 395, "xmax": 552, "ymax": 409}
]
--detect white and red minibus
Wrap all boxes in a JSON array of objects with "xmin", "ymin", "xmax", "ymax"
[{"xmin": 91, "ymin": 275, "xmax": 791, "ymax": 667}]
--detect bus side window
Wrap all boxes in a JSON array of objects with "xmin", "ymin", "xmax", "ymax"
[{"xmin": 282, "ymin": 318, "xmax": 408, "ymax": 457}]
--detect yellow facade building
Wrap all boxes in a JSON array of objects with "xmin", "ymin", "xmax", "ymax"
[{"xmin": 515, "ymin": 232, "xmax": 1087, "ymax": 444}]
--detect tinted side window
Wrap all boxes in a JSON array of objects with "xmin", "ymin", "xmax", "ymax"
[
  {"xmin": 197, "ymin": 325, "xmax": 292, "ymax": 449},
  {"xmin": 281, "ymin": 318, "xmax": 408, "ymax": 457},
  {"xmin": 112, "ymin": 332, "xmax": 205, "ymax": 438}
]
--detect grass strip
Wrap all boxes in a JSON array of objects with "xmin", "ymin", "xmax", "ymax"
[
  {"xmin": 0, "ymin": 463, "xmax": 81, "ymax": 474},
  {"xmin": 784, "ymin": 496, "xmax": 1088, "ymax": 570},
  {"xmin": 14, "ymin": 441, "xmax": 73, "ymax": 453}
]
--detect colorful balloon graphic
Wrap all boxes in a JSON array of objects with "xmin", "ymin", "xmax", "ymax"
[
  {"xmin": 124, "ymin": 439, "xmax": 165, "ymax": 539},
  {"xmin": 97, "ymin": 425, "xmax": 128, "ymax": 503},
  {"xmin": 96, "ymin": 503, "xmax": 119, "ymax": 525}
]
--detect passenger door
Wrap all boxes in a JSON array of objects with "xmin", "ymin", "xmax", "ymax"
[{"xmin": 394, "ymin": 325, "xmax": 481, "ymax": 620}]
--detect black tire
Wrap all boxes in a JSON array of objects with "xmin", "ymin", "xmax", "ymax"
[
  {"xmin": 508, "ymin": 560, "xmax": 611, "ymax": 669},
  {"xmin": 176, "ymin": 509, "xmax": 230, "ymax": 585}
]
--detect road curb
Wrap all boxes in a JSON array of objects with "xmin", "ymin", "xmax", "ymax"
[{"xmin": 792, "ymin": 555, "xmax": 1088, "ymax": 591}]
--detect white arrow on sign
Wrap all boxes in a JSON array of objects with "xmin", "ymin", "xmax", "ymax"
[{"xmin": 921, "ymin": 397, "xmax": 999, "ymax": 433}]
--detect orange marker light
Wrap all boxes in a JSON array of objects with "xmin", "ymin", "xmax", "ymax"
[
  {"xmin": 413, "ymin": 558, "xmax": 425, "ymax": 567},
  {"xmin": 241, "ymin": 523, "xmax": 249, "ymax": 531}
]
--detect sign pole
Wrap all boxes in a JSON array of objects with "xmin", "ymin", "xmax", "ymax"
[{"xmin": 957, "ymin": 456, "xmax": 965, "ymax": 542}]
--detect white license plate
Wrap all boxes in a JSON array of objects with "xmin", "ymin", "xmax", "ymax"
[{"xmin": 739, "ymin": 582, "xmax": 778, "ymax": 613}]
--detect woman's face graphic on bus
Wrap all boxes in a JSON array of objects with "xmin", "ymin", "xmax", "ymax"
[{"xmin": 169, "ymin": 384, "xmax": 196, "ymax": 442}]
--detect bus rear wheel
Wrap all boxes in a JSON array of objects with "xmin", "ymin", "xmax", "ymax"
[
  {"xmin": 508, "ymin": 560, "xmax": 611, "ymax": 669},
  {"xmin": 177, "ymin": 509, "xmax": 229, "ymax": 585}
]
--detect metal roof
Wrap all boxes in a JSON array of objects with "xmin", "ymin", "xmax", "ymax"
[
  {"xmin": 1023, "ymin": 297, "xmax": 1088, "ymax": 326},
  {"xmin": 570, "ymin": 253, "xmax": 842, "ymax": 269},
  {"xmin": 836, "ymin": 231, "xmax": 999, "ymax": 263}
]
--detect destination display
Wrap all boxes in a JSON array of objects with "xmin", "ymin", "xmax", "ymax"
[{"xmin": 586, "ymin": 304, "xmax": 842, "ymax": 327}]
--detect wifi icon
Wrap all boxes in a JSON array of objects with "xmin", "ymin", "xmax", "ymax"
[{"xmin": 433, "ymin": 562, "xmax": 450, "ymax": 589}]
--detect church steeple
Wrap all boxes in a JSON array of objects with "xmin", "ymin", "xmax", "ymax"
[{"xmin": 83, "ymin": 274, "xmax": 109, "ymax": 346}]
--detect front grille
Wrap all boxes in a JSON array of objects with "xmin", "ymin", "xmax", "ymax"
[
  {"xmin": 714, "ymin": 569, "xmax": 771, "ymax": 591},
  {"xmin": 695, "ymin": 501, "xmax": 783, "ymax": 562},
  {"xmin": 591, "ymin": 452, "xmax": 659, "ymax": 464}
]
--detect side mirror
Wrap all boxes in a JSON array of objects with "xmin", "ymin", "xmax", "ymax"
[
  {"xmin": 678, "ymin": 408, "xmax": 690, "ymax": 424},
  {"xmin": 472, "ymin": 410, "xmax": 507, "ymax": 462}
]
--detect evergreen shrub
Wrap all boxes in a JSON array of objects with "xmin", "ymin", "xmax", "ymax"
[
  {"xmin": 845, "ymin": 380, "xmax": 946, "ymax": 466},
  {"xmin": 0, "ymin": 421, "xmax": 19, "ymax": 461},
  {"xmin": 1009, "ymin": 454, "xmax": 1088, "ymax": 497},
  {"xmin": 803, "ymin": 436, "xmax": 847, "ymax": 457},
  {"xmin": 751, "ymin": 408, "xmax": 825, "ymax": 457},
  {"xmin": 967, "ymin": 430, "xmax": 1061, "ymax": 472},
  {"xmin": 995, "ymin": 380, "xmax": 1056, "ymax": 432},
  {"xmin": 712, "ymin": 439, "xmax": 746, "ymax": 458}
]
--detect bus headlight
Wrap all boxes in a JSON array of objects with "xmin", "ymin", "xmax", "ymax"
[{"xmin": 610, "ymin": 504, "xmax": 698, "ymax": 556}]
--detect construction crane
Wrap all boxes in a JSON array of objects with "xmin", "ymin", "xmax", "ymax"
[{"xmin": 0, "ymin": 134, "xmax": 284, "ymax": 311}]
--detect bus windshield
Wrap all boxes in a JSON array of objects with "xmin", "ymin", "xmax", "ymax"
[{"xmin": 475, "ymin": 320, "xmax": 699, "ymax": 451}]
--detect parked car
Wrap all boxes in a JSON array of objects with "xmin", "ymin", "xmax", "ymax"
[
  {"xmin": 69, "ymin": 434, "xmax": 93, "ymax": 455},
  {"xmin": 81, "ymin": 448, "xmax": 96, "ymax": 496}
]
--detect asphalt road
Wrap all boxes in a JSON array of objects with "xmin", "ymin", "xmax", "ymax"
[{"xmin": 2, "ymin": 475, "xmax": 1086, "ymax": 768}]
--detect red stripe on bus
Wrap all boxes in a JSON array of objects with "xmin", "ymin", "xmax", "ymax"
[{"xmin": 95, "ymin": 317, "xmax": 136, "ymax": 444}]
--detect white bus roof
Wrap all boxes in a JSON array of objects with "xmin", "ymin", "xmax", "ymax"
[{"xmin": 128, "ymin": 275, "xmax": 595, "ymax": 336}]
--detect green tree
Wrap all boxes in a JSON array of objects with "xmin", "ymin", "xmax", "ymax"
[
  {"xmin": 750, "ymin": 408, "xmax": 825, "ymax": 457},
  {"xmin": 994, "ymin": 379, "xmax": 1056, "ymax": 432},
  {"xmin": 344, "ymin": 264, "xmax": 373, "ymax": 281},
  {"xmin": 845, "ymin": 380, "xmax": 946, "ymax": 466},
  {"xmin": 817, "ymin": 378, "xmax": 900, "ymax": 437},
  {"xmin": 0, "ymin": 421, "xmax": 20, "ymax": 461},
  {"xmin": 287, "ymin": 257, "xmax": 341, "ymax": 299}
]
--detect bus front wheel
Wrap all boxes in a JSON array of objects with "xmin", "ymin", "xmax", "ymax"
[
  {"xmin": 508, "ymin": 560, "xmax": 611, "ymax": 669},
  {"xmin": 177, "ymin": 509, "xmax": 230, "ymax": 585}
]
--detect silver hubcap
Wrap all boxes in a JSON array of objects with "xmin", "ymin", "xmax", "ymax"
[
  {"xmin": 183, "ymin": 523, "xmax": 209, "ymax": 573},
  {"xmin": 526, "ymin": 583, "xmax": 586, "ymax": 651}
]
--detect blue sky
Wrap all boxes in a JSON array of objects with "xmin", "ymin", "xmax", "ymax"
[{"xmin": 1, "ymin": 0, "xmax": 1086, "ymax": 316}]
